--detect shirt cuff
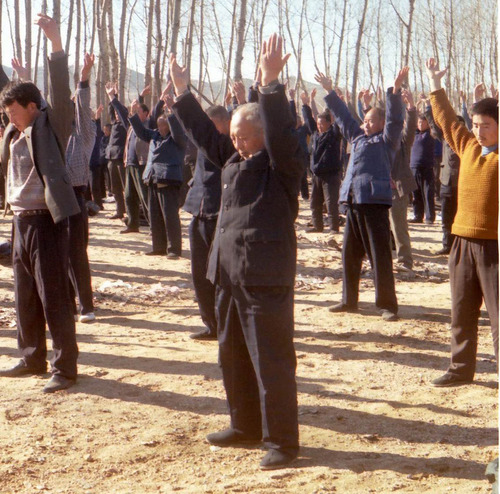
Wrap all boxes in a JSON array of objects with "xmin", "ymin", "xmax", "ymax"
[{"xmin": 259, "ymin": 80, "xmax": 280, "ymax": 94}]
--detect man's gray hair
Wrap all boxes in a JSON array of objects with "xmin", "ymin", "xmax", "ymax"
[{"xmin": 232, "ymin": 103, "xmax": 263, "ymax": 131}]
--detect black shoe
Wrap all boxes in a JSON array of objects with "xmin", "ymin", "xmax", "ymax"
[
  {"xmin": 43, "ymin": 375, "xmax": 76, "ymax": 393},
  {"xmin": 306, "ymin": 227, "xmax": 323, "ymax": 233},
  {"xmin": 190, "ymin": 330, "xmax": 217, "ymax": 341},
  {"xmin": 120, "ymin": 227, "xmax": 139, "ymax": 234},
  {"xmin": 431, "ymin": 372, "xmax": 473, "ymax": 387},
  {"xmin": 424, "ymin": 219, "xmax": 434, "ymax": 224},
  {"xmin": 434, "ymin": 247, "xmax": 451, "ymax": 256},
  {"xmin": 144, "ymin": 250, "xmax": 166, "ymax": 256},
  {"xmin": 260, "ymin": 449, "xmax": 297, "ymax": 470},
  {"xmin": 408, "ymin": 218, "xmax": 423, "ymax": 223},
  {"xmin": 0, "ymin": 360, "xmax": 47, "ymax": 377},
  {"xmin": 328, "ymin": 302, "xmax": 358, "ymax": 313},
  {"xmin": 206, "ymin": 428, "xmax": 261, "ymax": 447},
  {"xmin": 381, "ymin": 309, "xmax": 398, "ymax": 321},
  {"xmin": 166, "ymin": 252, "xmax": 180, "ymax": 260}
]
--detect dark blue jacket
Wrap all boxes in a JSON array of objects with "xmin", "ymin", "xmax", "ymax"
[
  {"xmin": 105, "ymin": 102, "xmax": 127, "ymax": 160},
  {"xmin": 302, "ymin": 104, "xmax": 342, "ymax": 175},
  {"xmin": 410, "ymin": 129, "xmax": 435, "ymax": 169},
  {"xmin": 89, "ymin": 118, "xmax": 104, "ymax": 171},
  {"xmin": 173, "ymin": 85, "xmax": 304, "ymax": 287},
  {"xmin": 129, "ymin": 113, "xmax": 186, "ymax": 184},
  {"xmin": 325, "ymin": 87, "xmax": 404, "ymax": 206}
]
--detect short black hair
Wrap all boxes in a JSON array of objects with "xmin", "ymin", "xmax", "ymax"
[
  {"xmin": 317, "ymin": 111, "xmax": 331, "ymax": 123},
  {"xmin": 139, "ymin": 103, "xmax": 149, "ymax": 114},
  {"xmin": 418, "ymin": 113, "xmax": 428, "ymax": 121},
  {"xmin": 0, "ymin": 81, "xmax": 42, "ymax": 110},
  {"xmin": 104, "ymin": 123, "xmax": 112, "ymax": 129},
  {"xmin": 470, "ymin": 97, "xmax": 498, "ymax": 124},
  {"xmin": 206, "ymin": 105, "xmax": 230, "ymax": 121}
]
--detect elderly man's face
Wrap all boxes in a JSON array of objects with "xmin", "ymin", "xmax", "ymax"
[{"xmin": 230, "ymin": 114, "xmax": 265, "ymax": 159}]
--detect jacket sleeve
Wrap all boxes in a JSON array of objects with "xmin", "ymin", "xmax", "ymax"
[
  {"xmin": 129, "ymin": 114, "xmax": 154, "ymax": 143},
  {"xmin": 167, "ymin": 113, "xmax": 187, "ymax": 149},
  {"xmin": 110, "ymin": 97, "xmax": 131, "ymax": 129},
  {"xmin": 383, "ymin": 87, "xmax": 404, "ymax": 150},
  {"xmin": 402, "ymin": 108, "xmax": 418, "ymax": 155},
  {"xmin": 172, "ymin": 91, "xmax": 235, "ymax": 169},
  {"xmin": 430, "ymin": 88, "xmax": 475, "ymax": 158},
  {"xmin": 301, "ymin": 104, "xmax": 317, "ymax": 134},
  {"xmin": 424, "ymin": 104, "xmax": 444, "ymax": 142},
  {"xmin": 74, "ymin": 81, "xmax": 96, "ymax": 161},
  {"xmin": 148, "ymin": 99, "xmax": 165, "ymax": 130},
  {"xmin": 289, "ymin": 99, "xmax": 297, "ymax": 123},
  {"xmin": 47, "ymin": 51, "xmax": 74, "ymax": 155},
  {"xmin": 461, "ymin": 101, "xmax": 472, "ymax": 131},
  {"xmin": 259, "ymin": 83, "xmax": 304, "ymax": 180},
  {"xmin": 324, "ymin": 90, "xmax": 364, "ymax": 143}
]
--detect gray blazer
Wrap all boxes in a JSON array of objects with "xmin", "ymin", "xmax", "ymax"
[{"xmin": 0, "ymin": 53, "xmax": 79, "ymax": 223}]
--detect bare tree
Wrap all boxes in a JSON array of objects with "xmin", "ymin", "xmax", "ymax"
[
  {"xmin": 351, "ymin": 0, "xmax": 369, "ymax": 106},
  {"xmin": 169, "ymin": 0, "xmax": 182, "ymax": 55},
  {"xmin": 233, "ymin": 0, "xmax": 247, "ymax": 81},
  {"xmin": 118, "ymin": 0, "xmax": 128, "ymax": 101}
]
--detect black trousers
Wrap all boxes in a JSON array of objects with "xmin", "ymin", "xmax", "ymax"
[
  {"xmin": 148, "ymin": 183, "xmax": 182, "ymax": 255},
  {"xmin": 189, "ymin": 216, "xmax": 217, "ymax": 335},
  {"xmin": 68, "ymin": 187, "xmax": 94, "ymax": 316},
  {"xmin": 13, "ymin": 214, "xmax": 78, "ymax": 379},
  {"xmin": 342, "ymin": 204, "xmax": 398, "ymax": 314},
  {"xmin": 310, "ymin": 171, "xmax": 341, "ymax": 231},
  {"xmin": 89, "ymin": 165, "xmax": 105, "ymax": 209},
  {"xmin": 125, "ymin": 164, "xmax": 149, "ymax": 229},
  {"xmin": 107, "ymin": 159, "xmax": 126, "ymax": 217},
  {"xmin": 448, "ymin": 237, "xmax": 498, "ymax": 378},
  {"xmin": 440, "ymin": 185, "xmax": 457, "ymax": 250},
  {"xmin": 215, "ymin": 284, "xmax": 299, "ymax": 455},
  {"xmin": 412, "ymin": 167, "xmax": 435, "ymax": 222}
]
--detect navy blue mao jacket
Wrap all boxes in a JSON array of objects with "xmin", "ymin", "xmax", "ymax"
[
  {"xmin": 325, "ymin": 87, "xmax": 404, "ymax": 206},
  {"xmin": 129, "ymin": 113, "xmax": 186, "ymax": 184},
  {"xmin": 173, "ymin": 85, "xmax": 304, "ymax": 287}
]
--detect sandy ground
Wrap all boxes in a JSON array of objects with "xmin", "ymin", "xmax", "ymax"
[{"xmin": 0, "ymin": 198, "xmax": 497, "ymax": 494}]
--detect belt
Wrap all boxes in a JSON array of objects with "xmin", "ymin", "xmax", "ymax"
[{"xmin": 17, "ymin": 209, "xmax": 50, "ymax": 218}]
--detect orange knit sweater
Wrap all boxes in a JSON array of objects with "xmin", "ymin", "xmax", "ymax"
[{"xmin": 430, "ymin": 89, "xmax": 498, "ymax": 240}]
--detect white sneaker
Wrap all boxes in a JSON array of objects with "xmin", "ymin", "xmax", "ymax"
[{"xmin": 79, "ymin": 312, "xmax": 96, "ymax": 323}]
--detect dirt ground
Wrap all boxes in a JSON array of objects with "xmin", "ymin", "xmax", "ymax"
[{"xmin": 0, "ymin": 198, "xmax": 497, "ymax": 494}]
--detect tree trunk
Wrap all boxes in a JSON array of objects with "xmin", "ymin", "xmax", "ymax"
[
  {"xmin": 351, "ymin": 0, "xmax": 369, "ymax": 107},
  {"xmin": 333, "ymin": 0, "xmax": 347, "ymax": 88},
  {"xmin": 185, "ymin": 0, "xmax": 197, "ymax": 80},
  {"xmin": 233, "ymin": 0, "xmax": 247, "ymax": 80},
  {"xmin": 65, "ymin": 0, "xmax": 75, "ymax": 55},
  {"xmin": 73, "ymin": 0, "xmax": 82, "ymax": 88},
  {"xmin": 14, "ymin": 0, "xmax": 23, "ymax": 64},
  {"xmin": 144, "ymin": 0, "xmax": 155, "ymax": 108},
  {"xmin": 153, "ymin": 0, "xmax": 163, "ymax": 101},
  {"xmin": 118, "ymin": 0, "xmax": 128, "ymax": 101},
  {"xmin": 169, "ymin": 0, "xmax": 182, "ymax": 55},
  {"xmin": 106, "ymin": 0, "xmax": 119, "ymax": 84}
]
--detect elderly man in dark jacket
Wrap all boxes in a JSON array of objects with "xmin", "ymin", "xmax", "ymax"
[
  {"xmin": 129, "ymin": 97, "xmax": 186, "ymax": 258},
  {"xmin": 171, "ymin": 34, "xmax": 303, "ymax": 470},
  {"xmin": 316, "ymin": 67, "xmax": 408, "ymax": 321},
  {"xmin": 0, "ymin": 14, "xmax": 80, "ymax": 393}
]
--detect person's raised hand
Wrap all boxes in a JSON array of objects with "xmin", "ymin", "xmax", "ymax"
[
  {"xmin": 80, "ymin": 53, "xmax": 95, "ymax": 82},
  {"xmin": 35, "ymin": 13, "xmax": 62, "ymax": 52},
  {"xmin": 95, "ymin": 104, "xmax": 104, "ymax": 120},
  {"xmin": 401, "ymin": 88, "xmax": 415, "ymax": 110},
  {"xmin": 105, "ymin": 81, "xmax": 116, "ymax": 100},
  {"xmin": 310, "ymin": 87, "xmax": 317, "ymax": 100},
  {"xmin": 394, "ymin": 66, "xmax": 409, "ymax": 92},
  {"xmin": 130, "ymin": 99, "xmax": 139, "ymax": 114},
  {"xmin": 169, "ymin": 53, "xmax": 189, "ymax": 95},
  {"xmin": 300, "ymin": 91, "xmax": 310, "ymax": 106},
  {"xmin": 259, "ymin": 33, "xmax": 291, "ymax": 86},
  {"xmin": 288, "ymin": 87, "xmax": 296, "ymax": 101},
  {"xmin": 11, "ymin": 58, "xmax": 30, "ymax": 81},
  {"xmin": 425, "ymin": 58, "xmax": 447, "ymax": 91},
  {"xmin": 474, "ymin": 83, "xmax": 486, "ymax": 102},
  {"xmin": 314, "ymin": 72, "xmax": 333, "ymax": 93},
  {"xmin": 459, "ymin": 90, "xmax": 467, "ymax": 104},
  {"xmin": 233, "ymin": 81, "xmax": 246, "ymax": 104},
  {"xmin": 140, "ymin": 84, "xmax": 151, "ymax": 98},
  {"xmin": 362, "ymin": 89, "xmax": 373, "ymax": 108}
]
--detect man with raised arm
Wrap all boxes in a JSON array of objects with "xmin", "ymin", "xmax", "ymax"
[
  {"xmin": 425, "ymin": 59, "xmax": 498, "ymax": 387},
  {"xmin": 0, "ymin": 14, "xmax": 80, "ymax": 392},
  {"xmin": 316, "ymin": 67, "xmax": 408, "ymax": 321},
  {"xmin": 170, "ymin": 34, "xmax": 303, "ymax": 470}
]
